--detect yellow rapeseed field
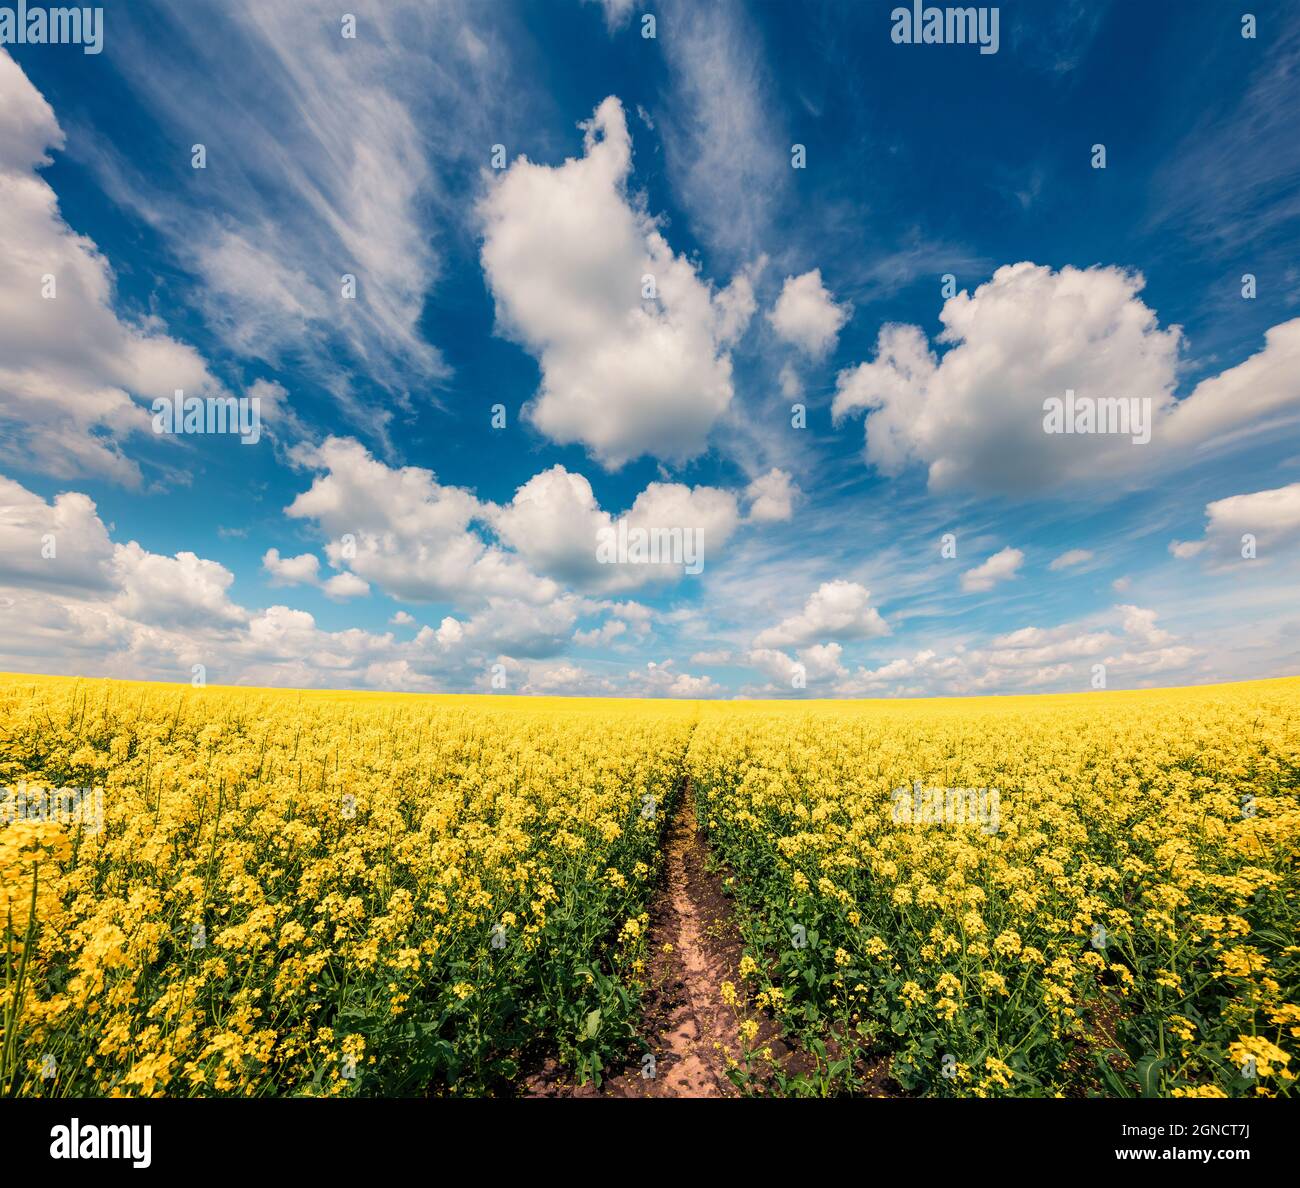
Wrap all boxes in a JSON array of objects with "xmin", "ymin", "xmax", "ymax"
[
  {"xmin": 1, "ymin": 673, "xmax": 1296, "ymax": 1097},
  {"xmin": 0, "ymin": 675, "xmax": 695, "ymax": 1096},
  {"xmin": 688, "ymin": 680, "xmax": 1300, "ymax": 1097}
]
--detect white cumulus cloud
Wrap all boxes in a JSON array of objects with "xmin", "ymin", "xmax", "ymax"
[
  {"xmin": 744, "ymin": 468, "xmax": 799, "ymax": 523},
  {"xmin": 768, "ymin": 269, "xmax": 850, "ymax": 357},
  {"xmin": 961, "ymin": 546, "xmax": 1024, "ymax": 593},
  {"xmin": 1170, "ymin": 483, "xmax": 1300, "ymax": 568},
  {"xmin": 753, "ymin": 580, "xmax": 888, "ymax": 648},
  {"xmin": 490, "ymin": 464, "xmax": 740, "ymax": 593},
  {"xmin": 0, "ymin": 51, "xmax": 222, "ymax": 486},
  {"xmin": 832, "ymin": 262, "xmax": 1300, "ymax": 495},
  {"xmin": 286, "ymin": 437, "xmax": 554, "ymax": 606},
  {"xmin": 478, "ymin": 96, "xmax": 755, "ymax": 468}
]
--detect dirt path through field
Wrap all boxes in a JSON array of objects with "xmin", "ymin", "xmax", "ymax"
[{"xmin": 525, "ymin": 781, "xmax": 749, "ymax": 1097}]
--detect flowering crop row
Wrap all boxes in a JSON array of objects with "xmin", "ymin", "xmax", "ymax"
[
  {"xmin": 4, "ymin": 673, "xmax": 1296, "ymax": 1098},
  {"xmin": 687, "ymin": 682, "xmax": 1300, "ymax": 1097},
  {"xmin": 0, "ymin": 676, "xmax": 696, "ymax": 1096}
]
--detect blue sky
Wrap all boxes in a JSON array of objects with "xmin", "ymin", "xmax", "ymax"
[{"xmin": 1, "ymin": 0, "xmax": 1298, "ymax": 696}]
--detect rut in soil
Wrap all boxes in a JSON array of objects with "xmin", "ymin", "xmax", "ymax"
[{"xmin": 526, "ymin": 780, "xmax": 750, "ymax": 1097}]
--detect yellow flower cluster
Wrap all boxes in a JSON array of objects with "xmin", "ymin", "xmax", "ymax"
[
  {"xmin": 0, "ymin": 675, "xmax": 696, "ymax": 1096},
  {"xmin": 686, "ymin": 679, "xmax": 1300, "ymax": 1097},
  {"xmin": 3, "ymin": 672, "xmax": 1296, "ymax": 1099}
]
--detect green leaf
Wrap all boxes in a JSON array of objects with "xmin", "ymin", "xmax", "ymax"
[
  {"xmin": 1135, "ymin": 1055, "xmax": 1166, "ymax": 1098},
  {"xmin": 585, "ymin": 1008, "xmax": 602, "ymax": 1039}
]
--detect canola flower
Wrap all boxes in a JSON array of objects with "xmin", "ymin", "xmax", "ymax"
[
  {"xmin": 686, "ymin": 679, "xmax": 1300, "ymax": 1098},
  {"xmin": 1, "ymin": 672, "xmax": 1296, "ymax": 1099},
  {"xmin": 0, "ymin": 675, "xmax": 696, "ymax": 1096}
]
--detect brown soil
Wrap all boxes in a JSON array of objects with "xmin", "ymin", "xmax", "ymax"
[
  {"xmin": 1060, "ymin": 985, "xmax": 1135, "ymax": 1096},
  {"xmin": 525, "ymin": 782, "xmax": 796, "ymax": 1098}
]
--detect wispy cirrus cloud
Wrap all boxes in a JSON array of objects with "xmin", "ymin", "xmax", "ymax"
[
  {"xmin": 657, "ymin": 0, "xmax": 790, "ymax": 263},
  {"xmin": 1149, "ymin": 11, "xmax": 1300, "ymax": 251},
  {"xmin": 77, "ymin": 0, "xmax": 532, "ymax": 454}
]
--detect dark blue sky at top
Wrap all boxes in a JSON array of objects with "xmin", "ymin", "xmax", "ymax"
[{"xmin": 7, "ymin": 0, "xmax": 1298, "ymax": 656}]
